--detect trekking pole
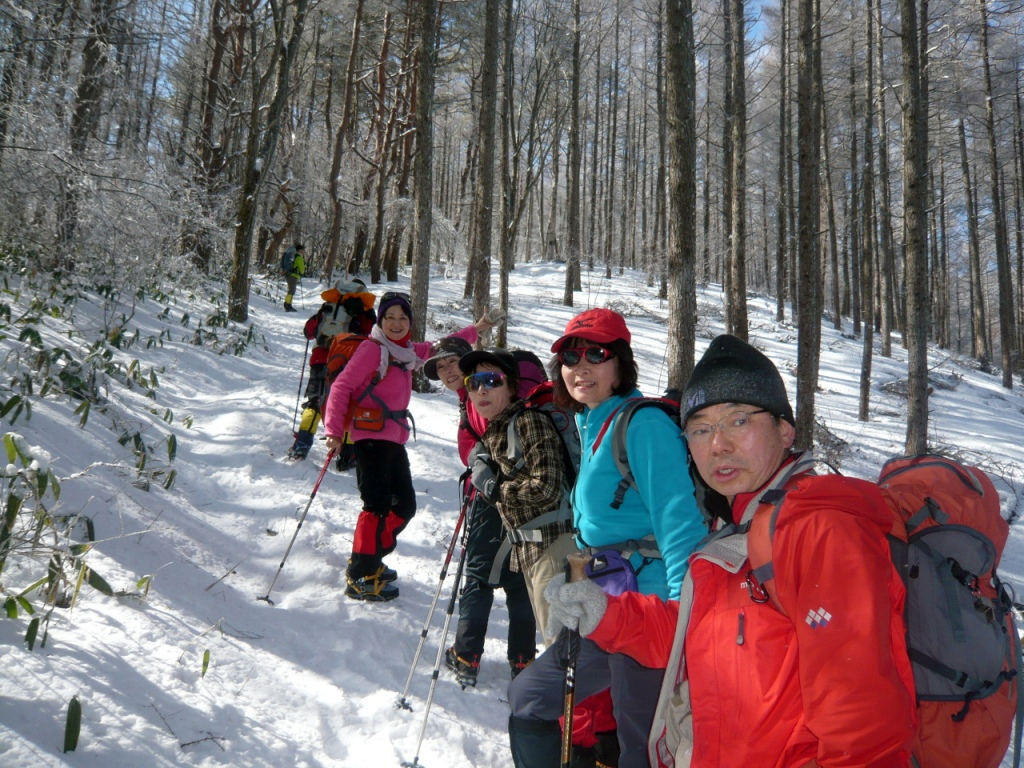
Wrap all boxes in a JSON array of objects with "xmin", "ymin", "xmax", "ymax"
[
  {"xmin": 257, "ymin": 450, "xmax": 334, "ymax": 605},
  {"xmin": 396, "ymin": 474, "xmax": 470, "ymax": 711},
  {"xmin": 291, "ymin": 338, "xmax": 311, "ymax": 437},
  {"xmin": 560, "ymin": 553, "xmax": 591, "ymax": 768},
  {"xmin": 400, "ymin": 490, "xmax": 477, "ymax": 768}
]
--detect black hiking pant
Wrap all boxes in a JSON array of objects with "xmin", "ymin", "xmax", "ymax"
[{"xmin": 454, "ymin": 493, "xmax": 536, "ymax": 664}]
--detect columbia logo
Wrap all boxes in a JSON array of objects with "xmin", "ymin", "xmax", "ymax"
[
  {"xmin": 686, "ymin": 390, "xmax": 707, "ymax": 411},
  {"xmin": 805, "ymin": 607, "xmax": 832, "ymax": 629}
]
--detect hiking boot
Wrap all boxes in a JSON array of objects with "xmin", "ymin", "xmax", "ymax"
[
  {"xmin": 284, "ymin": 303, "xmax": 297, "ymax": 312},
  {"xmin": 373, "ymin": 563, "xmax": 398, "ymax": 583},
  {"xmin": 509, "ymin": 655, "xmax": 534, "ymax": 680},
  {"xmin": 286, "ymin": 443, "xmax": 309, "ymax": 460},
  {"xmin": 287, "ymin": 430, "xmax": 314, "ymax": 460},
  {"xmin": 445, "ymin": 646, "xmax": 479, "ymax": 688},
  {"xmin": 345, "ymin": 573, "xmax": 398, "ymax": 602}
]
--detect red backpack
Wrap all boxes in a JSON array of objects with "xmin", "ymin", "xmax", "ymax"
[
  {"xmin": 878, "ymin": 455, "xmax": 1020, "ymax": 768},
  {"xmin": 325, "ymin": 333, "xmax": 376, "ymax": 383},
  {"xmin": 744, "ymin": 453, "xmax": 1021, "ymax": 768}
]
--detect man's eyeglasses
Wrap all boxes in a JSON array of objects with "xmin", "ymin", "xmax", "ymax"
[
  {"xmin": 464, "ymin": 371, "xmax": 507, "ymax": 392},
  {"xmin": 558, "ymin": 346, "xmax": 616, "ymax": 367},
  {"xmin": 381, "ymin": 291, "xmax": 410, "ymax": 302},
  {"xmin": 683, "ymin": 409, "xmax": 769, "ymax": 444}
]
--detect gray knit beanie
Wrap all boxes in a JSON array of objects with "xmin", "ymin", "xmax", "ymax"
[{"xmin": 682, "ymin": 335, "xmax": 795, "ymax": 425}]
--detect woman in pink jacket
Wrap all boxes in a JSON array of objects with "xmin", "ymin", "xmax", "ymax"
[{"xmin": 323, "ymin": 292, "xmax": 493, "ymax": 602}]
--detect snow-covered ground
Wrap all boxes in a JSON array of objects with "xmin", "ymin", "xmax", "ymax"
[{"xmin": 1, "ymin": 262, "xmax": 1022, "ymax": 767}]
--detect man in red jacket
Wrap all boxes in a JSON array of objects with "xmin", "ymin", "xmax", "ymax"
[{"xmin": 545, "ymin": 335, "xmax": 917, "ymax": 767}]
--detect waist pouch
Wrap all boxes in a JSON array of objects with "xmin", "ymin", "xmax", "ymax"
[
  {"xmin": 584, "ymin": 550, "xmax": 638, "ymax": 596},
  {"xmin": 352, "ymin": 405, "xmax": 385, "ymax": 431}
]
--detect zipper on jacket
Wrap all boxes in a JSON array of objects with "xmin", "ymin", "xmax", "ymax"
[{"xmin": 736, "ymin": 608, "xmax": 746, "ymax": 646}]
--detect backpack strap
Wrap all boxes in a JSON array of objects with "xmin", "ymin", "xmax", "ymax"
[
  {"xmin": 506, "ymin": 405, "xmax": 578, "ymax": 487},
  {"xmin": 580, "ymin": 533, "xmax": 662, "ymax": 561},
  {"xmin": 501, "ymin": 405, "xmax": 575, "ymax": 545},
  {"xmin": 695, "ymin": 451, "xmax": 817, "ymax": 578},
  {"xmin": 459, "ymin": 400, "xmax": 483, "ymax": 444},
  {"xmin": 351, "ymin": 345, "xmax": 416, "ymax": 437},
  {"xmin": 602, "ymin": 398, "xmax": 680, "ymax": 510}
]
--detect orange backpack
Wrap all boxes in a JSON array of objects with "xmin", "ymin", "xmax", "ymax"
[
  {"xmin": 745, "ymin": 453, "xmax": 1021, "ymax": 768},
  {"xmin": 325, "ymin": 333, "xmax": 375, "ymax": 383},
  {"xmin": 877, "ymin": 455, "xmax": 1020, "ymax": 768}
]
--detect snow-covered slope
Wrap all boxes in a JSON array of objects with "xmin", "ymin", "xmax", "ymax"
[{"xmin": 0, "ymin": 263, "xmax": 1021, "ymax": 767}]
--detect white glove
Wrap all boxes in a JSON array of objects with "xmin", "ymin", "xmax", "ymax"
[{"xmin": 544, "ymin": 573, "xmax": 608, "ymax": 639}]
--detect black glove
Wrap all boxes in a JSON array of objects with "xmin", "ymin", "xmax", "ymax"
[{"xmin": 471, "ymin": 454, "xmax": 498, "ymax": 501}]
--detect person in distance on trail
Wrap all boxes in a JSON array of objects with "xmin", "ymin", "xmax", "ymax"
[
  {"xmin": 282, "ymin": 243, "xmax": 305, "ymax": 312},
  {"xmin": 507, "ymin": 308, "xmax": 706, "ymax": 768},
  {"xmin": 546, "ymin": 334, "xmax": 918, "ymax": 767},
  {"xmin": 323, "ymin": 293, "xmax": 495, "ymax": 602},
  {"xmin": 288, "ymin": 279, "xmax": 376, "ymax": 463},
  {"xmin": 425, "ymin": 340, "xmax": 540, "ymax": 688}
]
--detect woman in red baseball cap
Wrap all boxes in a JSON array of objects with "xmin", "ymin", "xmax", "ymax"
[{"xmin": 506, "ymin": 307, "xmax": 707, "ymax": 768}]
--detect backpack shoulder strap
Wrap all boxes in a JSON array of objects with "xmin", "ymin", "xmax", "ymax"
[
  {"xmin": 695, "ymin": 451, "xmax": 816, "ymax": 578},
  {"xmin": 506, "ymin": 402, "xmax": 576, "ymax": 486},
  {"xmin": 459, "ymin": 400, "xmax": 483, "ymax": 443},
  {"xmin": 604, "ymin": 398, "xmax": 679, "ymax": 510}
]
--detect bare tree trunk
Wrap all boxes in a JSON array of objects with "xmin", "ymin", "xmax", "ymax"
[
  {"xmin": 775, "ymin": 0, "xmax": 789, "ymax": 323},
  {"xmin": 859, "ymin": 0, "xmax": 876, "ymax": 422},
  {"xmin": 0, "ymin": 22, "xmax": 25, "ymax": 169},
  {"xmin": 959, "ymin": 118, "xmax": 990, "ymax": 367},
  {"xmin": 57, "ymin": 0, "xmax": 118, "ymax": 269},
  {"xmin": 937, "ymin": 160, "xmax": 950, "ymax": 349},
  {"xmin": 227, "ymin": 0, "xmax": 309, "ymax": 322},
  {"xmin": 721, "ymin": 0, "xmax": 735, "ymax": 310},
  {"xmin": 183, "ymin": 0, "xmax": 231, "ymax": 275},
  {"xmin": 665, "ymin": 0, "xmax": 697, "ymax": 388},
  {"xmin": 902, "ymin": 0, "xmax": 929, "ymax": 452},
  {"xmin": 563, "ymin": 0, "xmax": 582, "ymax": 308},
  {"xmin": 727, "ymin": 0, "xmax": 748, "ymax": 339},
  {"xmin": 873, "ymin": 0, "xmax": 895, "ymax": 356},
  {"xmin": 794, "ymin": 0, "xmax": 821, "ymax": 448},
  {"xmin": 702, "ymin": 57, "xmax": 713, "ymax": 285},
  {"xmin": 498, "ymin": 0, "xmax": 515, "ymax": 345},
  {"xmin": 1015, "ymin": 70, "xmax": 1024, "ymax": 377},
  {"xmin": 978, "ymin": 0, "xmax": 1015, "ymax": 389},
  {"xmin": 470, "ymin": 0, "xmax": 501, "ymax": 320},
  {"xmin": 819, "ymin": 86, "xmax": 840, "ymax": 332},
  {"xmin": 410, "ymin": 0, "xmax": 436, "ymax": 352},
  {"xmin": 655, "ymin": 0, "xmax": 668, "ymax": 299},
  {"xmin": 587, "ymin": 40, "xmax": 601, "ymax": 269},
  {"xmin": 324, "ymin": 0, "xmax": 364, "ymax": 283},
  {"xmin": 848, "ymin": 18, "xmax": 861, "ymax": 335}
]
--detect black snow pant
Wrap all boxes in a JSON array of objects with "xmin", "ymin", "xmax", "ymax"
[{"xmin": 454, "ymin": 493, "xmax": 537, "ymax": 664}]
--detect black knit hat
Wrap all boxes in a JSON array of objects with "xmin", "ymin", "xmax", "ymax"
[
  {"xmin": 683, "ymin": 335, "xmax": 794, "ymax": 425},
  {"xmin": 424, "ymin": 337, "xmax": 473, "ymax": 381}
]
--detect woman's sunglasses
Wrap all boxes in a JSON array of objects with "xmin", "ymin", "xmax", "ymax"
[
  {"xmin": 381, "ymin": 291, "xmax": 410, "ymax": 302},
  {"xmin": 464, "ymin": 371, "xmax": 507, "ymax": 392},
  {"xmin": 558, "ymin": 346, "xmax": 616, "ymax": 367}
]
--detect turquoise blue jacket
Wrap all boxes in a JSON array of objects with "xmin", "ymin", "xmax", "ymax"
[{"xmin": 572, "ymin": 388, "xmax": 704, "ymax": 601}]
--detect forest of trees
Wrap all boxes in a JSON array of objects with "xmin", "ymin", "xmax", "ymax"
[{"xmin": 2, "ymin": 0, "xmax": 1022, "ymax": 450}]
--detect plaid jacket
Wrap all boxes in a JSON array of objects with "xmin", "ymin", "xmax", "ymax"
[{"xmin": 482, "ymin": 400, "xmax": 570, "ymax": 572}]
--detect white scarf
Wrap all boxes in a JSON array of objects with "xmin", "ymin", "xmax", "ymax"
[{"xmin": 370, "ymin": 324, "xmax": 423, "ymax": 379}]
